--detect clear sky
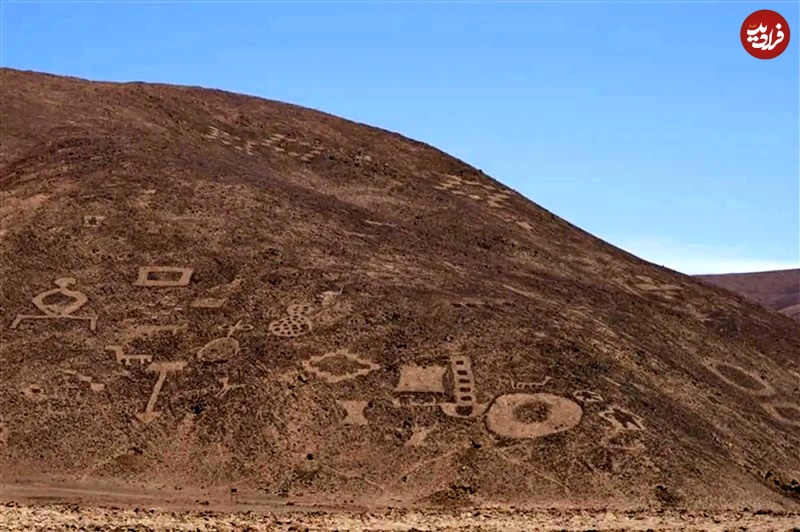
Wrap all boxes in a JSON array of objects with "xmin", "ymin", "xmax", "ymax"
[{"xmin": 2, "ymin": 1, "xmax": 798, "ymax": 275}]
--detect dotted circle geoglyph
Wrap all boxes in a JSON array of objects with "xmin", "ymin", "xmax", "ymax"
[
  {"xmin": 287, "ymin": 303, "xmax": 315, "ymax": 317},
  {"xmin": 268, "ymin": 314, "xmax": 313, "ymax": 338}
]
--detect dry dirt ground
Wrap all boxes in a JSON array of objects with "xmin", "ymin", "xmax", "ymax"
[
  {"xmin": 696, "ymin": 270, "xmax": 800, "ymax": 321},
  {"xmin": 1, "ymin": 68, "xmax": 800, "ymax": 526},
  {"xmin": 3, "ymin": 503, "xmax": 800, "ymax": 531}
]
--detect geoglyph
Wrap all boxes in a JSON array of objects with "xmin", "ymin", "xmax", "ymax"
[
  {"xmin": 197, "ymin": 320, "xmax": 252, "ymax": 363},
  {"xmin": 573, "ymin": 390, "xmax": 605, "ymax": 404},
  {"xmin": 0, "ymin": 267, "xmax": 782, "ymax": 489},
  {"xmin": 708, "ymin": 362, "xmax": 776, "ymax": 397},
  {"xmin": 107, "ymin": 345, "xmax": 153, "ymax": 367},
  {"xmin": 485, "ymin": 393, "xmax": 583, "ymax": 439},
  {"xmin": 762, "ymin": 401, "xmax": 800, "ymax": 428},
  {"xmin": 439, "ymin": 355, "xmax": 489, "ymax": 419},
  {"xmin": 136, "ymin": 361, "xmax": 188, "ymax": 425},
  {"xmin": 338, "ymin": 400, "xmax": 369, "ymax": 425},
  {"xmin": 268, "ymin": 291, "xmax": 351, "ymax": 338},
  {"xmin": 134, "ymin": 266, "xmax": 193, "ymax": 288},
  {"xmin": 394, "ymin": 365, "xmax": 447, "ymax": 394},
  {"xmin": 302, "ymin": 349, "xmax": 380, "ymax": 384},
  {"xmin": 510, "ymin": 377, "xmax": 552, "ymax": 390},
  {"xmin": 11, "ymin": 277, "xmax": 97, "ymax": 332},
  {"xmin": 599, "ymin": 406, "xmax": 646, "ymax": 432}
]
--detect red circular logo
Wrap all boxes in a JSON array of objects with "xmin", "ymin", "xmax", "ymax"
[{"xmin": 741, "ymin": 10, "xmax": 790, "ymax": 59}]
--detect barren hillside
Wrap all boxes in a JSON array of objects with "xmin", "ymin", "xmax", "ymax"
[
  {"xmin": 696, "ymin": 269, "xmax": 800, "ymax": 321},
  {"xmin": 1, "ymin": 68, "xmax": 799, "ymax": 513}
]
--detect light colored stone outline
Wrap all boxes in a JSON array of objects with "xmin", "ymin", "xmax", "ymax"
[
  {"xmin": 135, "ymin": 361, "xmax": 187, "ymax": 424},
  {"xmin": 450, "ymin": 297, "xmax": 486, "ymax": 308},
  {"xmin": 61, "ymin": 369, "xmax": 105, "ymax": 392},
  {"xmin": 134, "ymin": 267, "xmax": 193, "ymax": 287},
  {"xmin": 573, "ymin": 390, "xmax": 605, "ymax": 404},
  {"xmin": 629, "ymin": 275, "xmax": 683, "ymax": 299},
  {"xmin": 447, "ymin": 355, "xmax": 476, "ymax": 410},
  {"xmin": 510, "ymin": 377, "xmax": 552, "ymax": 390},
  {"xmin": 598, "ymin": 406, "xmax": 646, "ymax": 431},
  {"xmin": 190, "ymin": 297, "xmax": 227, "ymax": 309},
  {"xmin": 432, "ymin": 174, "xmax": 512, "ymax": 209},
  {"xmin": 197, "ymin": 337, "xmax": 240, "ymax": 363},
  {"xmin": 106, "ymin": 345, "xmax": 153, "ymax": 367},
  {"xmin": 314, "ymin": 304, "xmax": 352, "ymax": 328},
  {"xmin": 216, "ymin": 377, "xmax": 245, "ymax": 398},
  {"xmin": 440, "ymin": 401, "xmax": 489, "ymax": 419},
  {"xmin": 439, "ymin": 355, "xmax": 490, "ymax": 419},
  {"xmin": 190, "ymin": 278, "xmax": 242, "ymax": 309},
  {"xmin": 390, "ymin": 396, "xmax": 440, "ymax": 408},
  {"xmin": 10, "ymin": 277, "xmax": 97, "ymax": 331},
  {"xmin": 405, "ymin": 425, "xmax": 434, "ymax": 447},
  {"xmin": 83, "ymin": 215, "xmax": 105, "ymax": 227},
  {"xmin": 268, "ymin": 314, "xmax": 313, "ymax": 338},
  {"xmin": 302, "ymin": 349, "xmax": 380, "ymax": 384},
  {"xmin": 514, "ymin": 219, "xmax": 534, "ymax": 231},
  {"xmin": 339, "ymin": 400, "xmax": 369, "ymax": 425},
  {"xmin": 450, "ymin": 356, "xmax": 475, "ymax": 406},
  {"xmin": 502, "ymin": 283, "xmax": 540, "ymax": 300},
  {"xmin": 708, "ymin": 362, "xmax": 776, "ymax": 397},
  {"xmin": 761, "ymin": 401, "xmax": 800, "ymax": 428},
  {"xmin": 394, "ymin": 365, "xmax": 447, "ymax": 394},
  {"xmin": 196, "ymin": 320, "xmax": 252, "ymax": 363},
  {"xmin": 450, "ymin": 298, "xmax": 512, "ymax": 308},
  {"xmin": 364, "ymin": 219, "xmax": 397, "ymax": 228},
  {"xmin": 204, "ymin": 125, "xmax": 331, "ymax": 161},
  {"xmin": 20, "ymin": 384, "xmax": 50, "ymax": 402},
  {"xmin": 318, "ymin": 289, "xmax": 344, "ymax": 307},
  {"xmin": 485, "ymin": 393, "xmax": 583, "ymax": 439},
  {"xmin": 287, "ymin": 303, "xmax": 315, "ymax": 317},
  {"xmin": 486, "ymin": 191, "xmax": 512, "ymax": 208},
  {"xmin": 389, "ymin": 356, "xmax": 488, "ymax": 417}
]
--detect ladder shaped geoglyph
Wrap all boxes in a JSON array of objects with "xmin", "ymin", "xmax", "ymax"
[
  {"xmin": 390, "ymin": 355, "xmax": 590, "ymax": 440},
  {"xmin": 391, "ymin": 355, "xmax": 487, "ymax": 419}
]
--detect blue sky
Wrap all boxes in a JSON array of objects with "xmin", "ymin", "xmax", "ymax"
[{"xmin": 1, "ymin": 1, "xmax": 798, "ymax": 274}]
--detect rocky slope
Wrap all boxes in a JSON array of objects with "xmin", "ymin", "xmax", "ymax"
[
  {"xmin": 1, "ymin": 68, "xmax": 799, "ymax": 512},
  {"xmin": 697, "ymin": 269, "xmax": 800, "ymax": 321}
]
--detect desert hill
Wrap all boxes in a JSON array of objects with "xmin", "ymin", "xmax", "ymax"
[
  {"xmin": 696, "ymin": 269, "xmax": 800, "ymax": 321},
  {"xmin": 1, "ymin": 68, "xmax": 799, "ymax": 513}
]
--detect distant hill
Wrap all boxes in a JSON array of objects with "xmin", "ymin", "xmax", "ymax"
[
  {"xmin": 696, "ymin": 269, "xmax": 799, "ymax": 321},
  {"xmin": 1, "ymin": 68, "xmax": 799, "ymax": 512}
]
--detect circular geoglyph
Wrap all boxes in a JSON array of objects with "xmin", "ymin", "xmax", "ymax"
[
  {"xmin": 486, "ymin": 393, "xmax": 583, "ymax": 439},
  {"xmin": 709, "ymin": 362, "xmax": 775, "ymax": 397},
  {"xmin": 762, "ymin": 402, "xmax": 800, "ymax": 428}
]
